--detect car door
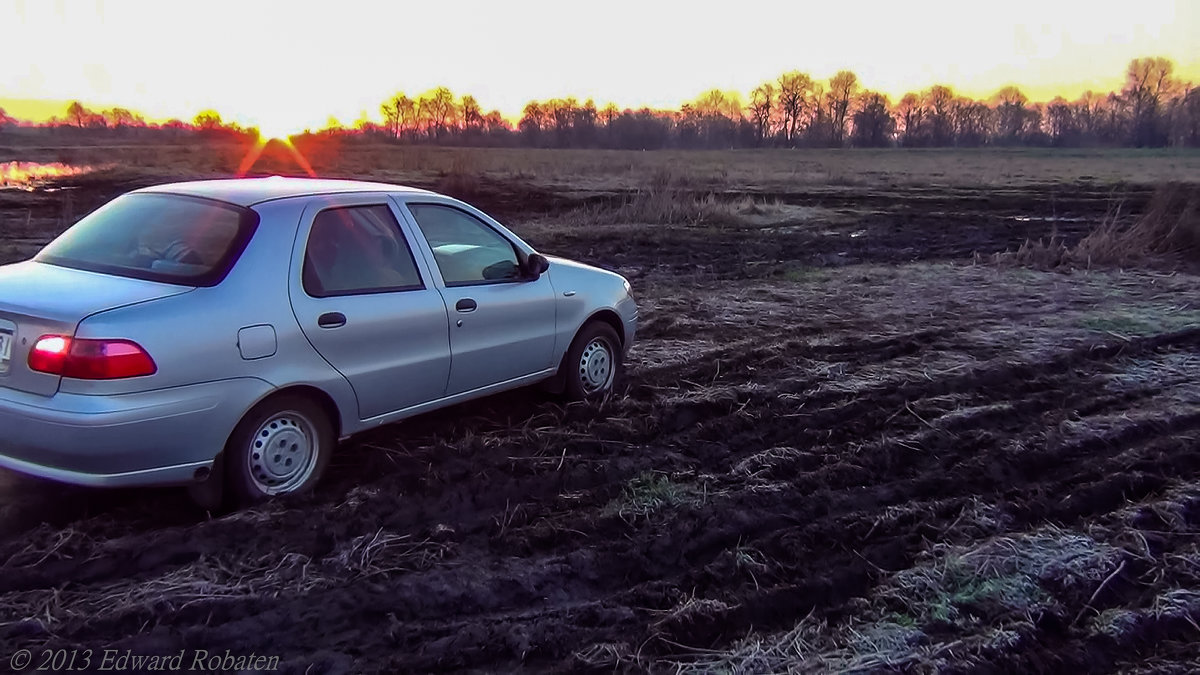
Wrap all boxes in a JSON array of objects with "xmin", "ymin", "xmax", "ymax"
[
  {"xmin": 289, "ymin": 196, "xmax": 451, "ymax": 420},
  {"xmin": 399, "ymin": 200, "xmax": 557, "ymax": 396}
]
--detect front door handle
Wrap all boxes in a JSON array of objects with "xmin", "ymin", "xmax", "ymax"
[
  {"xmin": 317, "ymin": 312, "xmax": 346, "ymax": 328},
  {"xmin": 455, "ymin": 298, "xmax": 477, "ymax": 313}
]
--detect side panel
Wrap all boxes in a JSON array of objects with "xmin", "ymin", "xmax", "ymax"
[
  {"xmin": 393, "ymin": 197, "xmax": 558, "ymax": 396},
  {"xmin": 436, "ymin": 280, "xmax": 558, "ymax": 394},
  {"xmin": 288, "ymin": 194, "xmax": 452, "ymax": 419}
]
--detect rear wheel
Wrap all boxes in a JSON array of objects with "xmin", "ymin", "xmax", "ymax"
[
  {"xmin": 224, "ymin": 394, "xmax": 333, "ymax": 506},
  {"xmin": 563, "ymin": 322, "xmax": 622, "ymax": 401}
]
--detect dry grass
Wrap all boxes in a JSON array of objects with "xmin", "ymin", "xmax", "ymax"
[
  {"xmin": 1077, "ymin": 184, "xmax": 1199, "ymax": 262},
  {"xmin": 664, "ymin": 526, "xmax": 1124, "ymax": 673},
  {"xmin": 663, "ymin": 614, "xmax": 944, "ymax": 674},
  {"xmin": 6, "ymin": 142, "xmax": 1200, "ymax": 191},
  {"xmin": 0, "ymin": 529, "xmax": 453, "ymax": 634},
  {"xmin": 1001, "ymin": 183, "xmax": 1200, "ymax": 269},
  {"xmin": 569, "ymin": 168, "xmax": 790, "ymax": 226},
  {"xmin": 887, "ymin": 527, "xmax": 1124, "ymax": 623}
]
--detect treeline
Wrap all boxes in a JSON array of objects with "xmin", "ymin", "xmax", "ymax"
[
  {"xmin": 0, "ymin": 104, "xmax": 258, "ymax": 141},
  {"xmin": 358, "ymin": 57, "xmax": 1197, "ymax": 149},
  {"xmin": 2, "ymin": 57, "xmax": 1196, "ymax": 150}
]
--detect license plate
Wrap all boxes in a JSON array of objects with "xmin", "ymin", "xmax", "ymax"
[{"xmin": 0, "ymin": 330, "xmax": 11, "ymax": 374}]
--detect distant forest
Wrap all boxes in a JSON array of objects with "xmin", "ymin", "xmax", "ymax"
[{"xmin": 3, "ymin": 57, "xmax": 1197, "ymax": 149}]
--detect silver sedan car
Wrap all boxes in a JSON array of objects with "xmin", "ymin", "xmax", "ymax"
[{"xmin": 0, "ymin": 177, "xmax": 637, "ymax": 507}]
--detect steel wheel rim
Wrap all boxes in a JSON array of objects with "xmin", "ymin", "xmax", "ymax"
[
  {"xmin": 246, "ymin": 411, "xmax": 318, "ymax": 494},
  {"xmin": 578, "ymin": 337, "xmax": 615, "ymax": 394}
]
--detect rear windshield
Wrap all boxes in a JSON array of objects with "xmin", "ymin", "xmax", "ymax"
[{"xmin": 35, "ymin": 193, "xmax": 258, "ymax": 286}]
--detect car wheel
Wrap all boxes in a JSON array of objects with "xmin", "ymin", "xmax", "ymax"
[
  {"xmin": 564, "ymin": 322, "xmax": 622, "ymax": 401},
  {"xmin": 225, "ymin": 394, "xmax": 333, "ymax": 505}
]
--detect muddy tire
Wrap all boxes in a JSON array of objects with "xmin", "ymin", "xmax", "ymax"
[
  {"xmin": 563, "ymin": 322, "xmax": 622, "ymax": 401},
  {"xmin": 224, "ymin": 394, "xmax": 334, "ymax": 506}
]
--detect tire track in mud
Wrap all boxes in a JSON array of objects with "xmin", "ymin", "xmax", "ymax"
[
  {"xmin": 1, "ymin": 296, "xmax": 1198, "ymax": 671},
  {"xmin": 628, "ymin": 332, "xmax": 1200, "ymax": 666},
  {"xmin": 248, "ymin": 333, "xmax": 1199, "ymax": 665},
  {"xmin": 493, "ymin": 328, "xmax": 1200, "ymax": 658}
]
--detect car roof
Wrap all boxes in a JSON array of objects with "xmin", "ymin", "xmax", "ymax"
[{"xmin": 133, "ymin": 176, "xmax": 436, "ymax": 207}]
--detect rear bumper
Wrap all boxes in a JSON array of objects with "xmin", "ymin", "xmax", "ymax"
[{"xmin": 0, "ymin": 378, "xmax": 273, "ymax": 488}]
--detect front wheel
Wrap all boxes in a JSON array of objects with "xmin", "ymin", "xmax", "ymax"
[
  {"xmin": 224, "ymin": 394, "xmax": 334, "ymax": 506},
  {"xmin": 564, "ymin": 322, "xmax": 623, "ymax": 401}
]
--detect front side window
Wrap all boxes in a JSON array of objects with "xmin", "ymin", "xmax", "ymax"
[
  {"xmin": 406, "ymin": 204, "xmax": 521, "ymax": 286},
  {"xmin": 35, "ymin": 193, "xmax": 256, "ymax": 286},
  {"xmin": 302, "ymin": 205, "xmax": 423, "ymax": 297}
]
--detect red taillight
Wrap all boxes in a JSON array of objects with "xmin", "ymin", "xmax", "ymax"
[{"xmin": 28, "ymin": 335, "xmax": 157, "ymax": 379}]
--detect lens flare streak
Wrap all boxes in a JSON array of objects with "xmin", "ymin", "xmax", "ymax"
[{"xmin": 236, "ymin": 136, "xmax": 317, "ymax": 178}]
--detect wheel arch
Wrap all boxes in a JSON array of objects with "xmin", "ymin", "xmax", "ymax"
[
  {"xmin": 582, "ymin": 309, "xmax": 626, "ymax": 349},
  {"xmin": 545, "ymin": 310, "xmax": 625, "ymax": 395},
  {"xmin": 240, "ymin": 384, "xmax": 345, "ymax": 441}
]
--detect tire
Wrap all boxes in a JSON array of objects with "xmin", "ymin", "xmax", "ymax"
[
  {"xmin": 563, "ymin": 322, "xmax": 623, "ymax": 401},
  {"xmin": 224, "ymin": 394, "xmax": 334, "ymax": 506}
]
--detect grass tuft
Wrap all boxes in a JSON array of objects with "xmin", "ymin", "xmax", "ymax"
[{"xmin": 604, "ymin": 471, "xmax": 697, "ymax": 520}]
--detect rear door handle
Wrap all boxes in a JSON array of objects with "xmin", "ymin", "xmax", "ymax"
[
  {"xmin": 317, "ymin": 312, "xmax": 346, "ymax": 328},
  {"xmin": 455, "ymin": 298, "xmax": 477, "ymax": 313}
]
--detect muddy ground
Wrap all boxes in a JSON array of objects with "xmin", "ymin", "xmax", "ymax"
[{"xmin": 0, "ymin": 162, "xmax": 1198, "ymax": 673}]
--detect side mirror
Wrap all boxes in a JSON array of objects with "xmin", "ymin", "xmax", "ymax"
[{"xmin": 524, "ymin": 253, "xmax": 550, "ymax": 278}]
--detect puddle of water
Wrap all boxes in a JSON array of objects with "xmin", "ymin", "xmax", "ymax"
[{"xmin": 0, "ymin": 162, "xmax": 97, "ymax": 190}]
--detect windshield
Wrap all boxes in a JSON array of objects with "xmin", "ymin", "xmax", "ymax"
[{"xmin": 35, "ymin": 192, "xmax": 258, "ymax": 286}]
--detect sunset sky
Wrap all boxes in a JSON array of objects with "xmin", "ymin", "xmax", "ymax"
[{"xmin": 2, "ymin": 0, "xmax": 1197, "ymax": 136}]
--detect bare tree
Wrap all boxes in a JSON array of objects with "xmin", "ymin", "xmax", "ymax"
[
  {"xmin": 575, "ymin": 99, "xmax": 598, "ymax": 147},
  {"xmin": 544, "ymin": 98, "xmax": 578, "ymax": 146},
  {"xmin": 896, "ymin": 93, "xmax": 924, "ymax": 146},
  {"xmin": 826, "ymin": 70, "xmax": 859, "ymax": 146},
  {"xmin": 193, "ymin": 110, "xmax": 223, "ymax": 131},
  {"xmin": 777, "ymin": 71, "xmax": 814, "ymax": 144},
  {"xmin": 66, "ymin": 101, "xmax": 90, "ymax": 128},
  {"xmin": 380, "ymin": 93, "xmax": 415, "ymax": 140},
  {"xmin": 419, "ymin": 87, "xmax": 459, "ymax": 139},
  {"xmin": 1073, "ymin": 90, "xmax": 1105, "ymax": 143},
  {"xmin": 850, "ymin": 91, "xmax": 894, "ymax": 147},
  {"xmin": 1170, "ymin": 87, "xmax": 1200, "ymax": 147},
  {"xmin": 1123, "ymin": 56, "xmax": 1182, "ymax": 146},
  {"xmin": 519, "ymin": 101, "xmax": 546, "ymax": 144},
  {"xmin": 951, "ymin": 97, "xmax": 990, "ymax": 146},
  {"xmin": 748, "ymin": 83, "xmax": 774, "ymax": 144},
  {"xmin": 923, "ymin": 85, "xmax": 955, "ymax": 145},
  {"xmin": 104, "ymin": 107, "xmax": 143, "ymax": 129},
  {"xmin": 1045, "ymin": 96, "xmax": 1076, "ymax": 145},
  {"xmin": 992, "ymin": 85, "xmax": 1031, "ymax": 143},
  {"xmin": 483, "ymin": 110, "xmax": 508, "ymax": 134},
  {"xmin": 461, "ymin": 95, "xmax": 483, "ymax": 136}
]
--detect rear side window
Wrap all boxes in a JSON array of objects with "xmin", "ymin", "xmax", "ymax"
[
  {"xmin": 302, "ymin": 205, "xmax": 423, "ymax": 297},
  {"xmin": 35, "ymin": 193, "xmax": 257, "ymax": 286}
]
